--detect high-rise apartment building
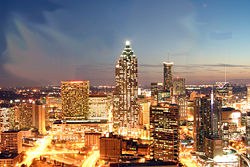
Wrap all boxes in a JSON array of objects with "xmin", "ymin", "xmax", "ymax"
[
  {"xmin": 61, "ymin": 81, "xmax": 89, "ymax": 120},
  {"xmin": 113, "ymin": 41, "xmax": 139, "ymax": 135},
  {"xmin": 163, "ymin": 62, "xmax": 173, "ymax": 92},
  {"xmin": 150, "ymin": 104, "xmax": 179, "ymax": 162}
]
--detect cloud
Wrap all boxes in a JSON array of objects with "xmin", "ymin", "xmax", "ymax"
[
  {"xmin": 209, "ymin": 32, "xmax": 232, "ymax": 40},
  {"xmin": 140, "ymin": 63, "xmax": 250, "ymax": 69},
  {"xmin": 140, "ymin": 64, "xmax": 161, "ymax": 68},
  {"xmin": 0, "ymin": 0, "xmax": 60, "ymax": 86},
  {"xmin": 200, "ymin": 63, "xmax": 250, "ymax": 68}
]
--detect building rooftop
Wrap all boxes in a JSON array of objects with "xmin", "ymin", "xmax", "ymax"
[
  {"xmin": 222, "ymin": 107, "xmax": 235, "ymax": 112},
  {"xmin": 89, "ymin": 94, "xmax": 107, "ymax": 97},
  {"xmin": 163, "ymin": 62, "xmax": 174, "ymax": 65},
  {"xmin": 1, "ymin": 130, "xmax": 20, "ymax": 133},
  {"xmin": 0, "ymin": 153, "xmax": 19, "ymax": 159}
]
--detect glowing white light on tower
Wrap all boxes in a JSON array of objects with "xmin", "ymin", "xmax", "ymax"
[{"xmin": 125, "ymin": 40, "xmax": 130, "ymax": 46}]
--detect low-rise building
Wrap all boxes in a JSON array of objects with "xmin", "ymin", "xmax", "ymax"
[
  {"xmin": 51, "ymin": 120, "xmax": 108, "ymax": 143},
  {"xmin": 100, "ymin": 134, "xmax": 122, "ymax": 162}
]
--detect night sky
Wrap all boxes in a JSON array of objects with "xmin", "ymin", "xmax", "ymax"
[{"xmin": 1, "ymin": 0, "xmax": 250, "ymax": 87}]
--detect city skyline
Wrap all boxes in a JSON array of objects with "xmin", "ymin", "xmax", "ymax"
[
  {"xmin": 1, "ymin": 1, "xmax": 250, "ymax": 166},
  {"xmin": 1, "ymin": 0, "xmax": 250, "ymax": 87}
]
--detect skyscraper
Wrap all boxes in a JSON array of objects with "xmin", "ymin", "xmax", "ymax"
[
  {"xmin": 163, "ymin": 62, "xmax": 173, "ymax": 92},
  {"xmin": 193, "ymin": 92, "xmax": 223, "ymax": 158},
  {"xmin": 150, "ymin": 82, "xmax": 163, "ymax": 101},
  {"xmin": 173, "ymin": 77, "xmax": 185, "ymax": 96},
  {"xmin": 247, "ymin": 84, "xmax": 250, "ymax": 105},
  {"xmin": 113, "ymin": 41, "xmax": 139, "ymax": 136},
  {"xmin": 18, "ymin": 101, "xmax": 47, "ymax": 133},
  {"xmin": 215, "ymin": 82, "xmax": 229, "ymax": 97},
  {"xmin": 61, "ymin": 81, "xmax": 89, "ymax": 120},
  {"xmin": 150, "ymin": 103, "xmax": 179, "ymax": 162},
  {"xmin": 246, "ymin": 110, "xmax": 250, "ymax": 158}
]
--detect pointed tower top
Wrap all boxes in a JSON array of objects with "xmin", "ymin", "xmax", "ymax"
[{"xmin": 125, "ymin": 40, "xmax": 130, "ymax": 47}]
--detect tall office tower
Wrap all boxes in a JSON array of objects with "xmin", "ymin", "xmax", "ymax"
[
  {"xmin": 246, "ymin": 110, "xmax": 250, "ymax": 158},
  {"xmin": 208, "ymin": 91, "xmax": 222, "ymax": 138},
  {"xmin": 173, "ymin": 77, "xmax": 186, "ymax": 96},
  {"xmin": 150, "ymin": 104, "xmax": 179, "ymax": 162},
  {"xmin": 163, "ymin": 62, "xmax": 173, "ymax": 92},
  {"xmin": 176, "ymin": 96, "xmax": 188, "ymax": 122},
  {"xmin": 193, "ymin": 97, "xmax": 206, "ymax": 152},
  {"xmin": 151, "ymin": 82, "xmax": 163, "ymax": 101},
  {"xmin": 1, "ymin": 131, "xmax": 22, "ymax": 153},
  {"xmin": 113, "ymin": 41, "xmax": 139, "ymax": 135},
  {"xmin": 215, "ymin": 82, "xmax": 229, "ymax": 97},
  {"xmin": 61, "ymin": 81, "xmax": 89, "ymax": 120},
  {"xmin": 193, "ymin": 94, "xmax": 222, "ymax": 153},
  {"xmin": 247, "ymin": 84, "xmax": 250, "ymax": 105}
]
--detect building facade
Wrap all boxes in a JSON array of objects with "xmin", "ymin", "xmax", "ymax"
[
  {"xmin": 100, "ymin": 134, "xmax": 122, "ymax": 162},
  {"xmin": 150, "ymin": 104, "xmax": 179, "ymax": 162},
  {"xmin": 61, "ymin": 81, "xmax": 89, "ymax": 120},
  {"xmin": 0, "ymin": 131, "xmax": 22, "ymax": 154},
  {"xmin": 163, "ymin": 62, "xmax": 173, "ymax": 93},
  {"xmin": 246, "ymin": 110, "xmax": 250, "ymax": 158},
  {"xmin": 151, "ymin": 82, "xmax": 163, "ymax": 101},
  {"xmin": 193, "ymin": 94, "xmax": 222, "ymax": 153},
  {"xmin": 32, "ymin": 103, "xmax": 46, "ymax": 134},
  {"xmin": 215, "ymin": 82, "xmax": 229, "ymax": 97},
  {"xmin": 113, "ymin": 41, "xmax": 139, "ymax": 136},
  {"xmin": 18, "ymin": 103, "xmax": 33, "ymax": 130},
  {"xmin": 51, "ymin": 120, "xmax": 108, "ymax": 143},
  {"xmin": 89, "ymin": 94, "xmax": 110, "ymax": 120},
  {"xmin": 175, "ymin": 96, "xmax": 188, "ymax": 122},
  {"xmin": 247, "ymin": 84, "xmax": 250, "ymax": 105},
  {"xmin": 173, "ymin": 77, "xmax": 185, "ymax": 96},
  {"xmin": 0, "ymin": 107, "xmax": 17, "ymax": 132}
]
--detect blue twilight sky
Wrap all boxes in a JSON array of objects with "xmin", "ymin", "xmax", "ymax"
[{"xmin": 0, "ymin": 0, "xmax": 250, "ymax": 87}]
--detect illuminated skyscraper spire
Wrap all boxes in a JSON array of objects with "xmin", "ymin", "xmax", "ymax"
[
  {"xmin": 125, "ymin": 40, "xmax": 130, "ymax": 46},
  {"xmin": 114, "ymin": 41, "xmax": 139, "ymax": 136}
]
